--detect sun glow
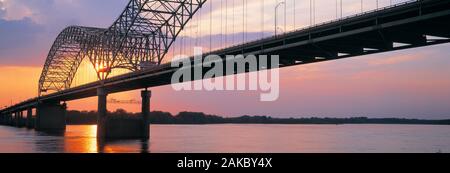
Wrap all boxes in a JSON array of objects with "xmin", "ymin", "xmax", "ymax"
[
  {"xmin": 71, "ymin": 59, "xmax": 131, "ymax": 88},
  {"xmin": 95, "ymin": 63, "xmax": 110, "ymax": 73},
  {"xmin": 71, "ymin": 59, "xmax": 99, "ymax": 87}
]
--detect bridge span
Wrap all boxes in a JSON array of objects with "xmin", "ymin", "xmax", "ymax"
[{"xmin": 1, "ymin": 0, "xmax": 450, "ymax": 139}]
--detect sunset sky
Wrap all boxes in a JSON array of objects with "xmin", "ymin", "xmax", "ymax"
[{"xmin": 1, "ymin": 0, "xmax": 450, "ymax": 119}]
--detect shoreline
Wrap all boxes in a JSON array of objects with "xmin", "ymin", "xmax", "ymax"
[
  {"xmin": 66, "ymin": 122, "xmax": 450, "ymax": 126},
  {"xmin": 66, "ymin": 110, "xmax": 450, "ymax": 126}
]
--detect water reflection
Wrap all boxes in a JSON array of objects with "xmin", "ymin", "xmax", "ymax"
[
  {"xmin": 1, "ymin": 124, "xmax": 450, "ymax": 153},
  {"xmin": 63, "ymin": 125, "xmax": 98, "ymax": 153},
  {"xmin": 27, "ymin": 125, "xmax": 148, "ymax": 153},
  {"xmin": 64, "ymin": 125, "xmax": 149, "ymax": 153},
  {"xmin": 97, "ymin": 139, "xmax": 149, "ymax": 153}
]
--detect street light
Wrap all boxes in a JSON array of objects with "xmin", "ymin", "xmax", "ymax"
[
  {"xmin": 276, "ymin": 27, "xmax": 284, "ymax": 35},
  {"xmin": 275, "ymin": 1, "xmax": 285, "ymax": 36}
]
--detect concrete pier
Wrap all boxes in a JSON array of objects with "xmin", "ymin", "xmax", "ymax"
[
  {"xmin": 141, "ymin": 89, "xmax": 151, "ymax": 139},
  {"xmin": 35, "ymin": 103, "xmax": 66, "ymax": 131},
  {"xmin": 8, "ymin": 113, "xmax": 14, "ymax": 126},
  {"xmin": 15, "ymin": 112, "xmax": 20, "ymax": 127},
  {"xmin": 5, "ymin": 113, "xmax": 9, "ymax": 125},
  {"xmin": 26, "ymin": 108, "xmax": 34, "ymax": 129},
  {"xmin": 0, "ymin": 113, "xmax": 4, "ymax": 125},
  {"xmin": 10, "ymin": 113, "xmax": 13, "ymax": 126},
  {"xmin": 19, "ymin": 111, "xmax": 25, "ymax": 127},
  {"xmin": 104, "ymin": 89, "xmax": 151, "ymax": 139},
  {"xmin": 1, "ymin": 113, "xmax": 5, "ymax": 125},
  {"xmin": 96, "ymin": 88, "xmax": 152, "ymax": 140},
  {"xmin": 104, "ymin": 118, "xmax": 146, "ymax": 139},
  {"xmin": 10, "ymin": 113, "xmax": 14, "ymax": 126},
  {"xmin": 97, "ymin": 87, "xmax": 108, "ymax": 139}
]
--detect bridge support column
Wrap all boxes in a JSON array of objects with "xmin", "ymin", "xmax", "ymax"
[
  {"xmin": 15, "ymin": 111, "xmax": 21, "ymax": 127},
  {"xmin": 97, "ymin": 87, "xmax": 108, "ymax": 139},
  {"xmin": 20, "ymin": 111, "xmax": 24, "ymax": 127},
  {"xmin": 11, "ymin": 113, "xmax": 14, "ymax": 126},
  {"xmin": 0, "ymin": 113, "xmax": 4, "ymax": 125},
  {"xmin": 6, "ymin": 113, "xmax": 9, "ymax": 125},
  {"xmin": 3, "ymin": 113, "xmax": 7, "ymax": 125},
  {"xmin": 9, "ymin": 113, "xmax": 13, "ymax": 126},
  {"xmin": 19, "ymin": 111, "xmax": 25, "ymax": 127},
  {"xmin": 26, "ymin": 108, "xmax": 34, "ymax": 129},
  {"xmin": 9, "ymin": 113, "xmax": 14, "ymax": 126},
  {"xmin": 5, "ymin": 113, "xmax": 9, "ymax": 126},
  {"xmin": 12, "ymin": 112, "xmax": 16, "ymax": 126},
  {"xmin": 0, "ymin": 112, "xmax": 5, "ymax": 125},
  {"xmin": 141, "ymin": 89, "xmax": 151, "ymax": 140},
  {"xmin": 96, "ymin": 88, "xmax": 152, "ymax": 140},
  {"xmin": 36, "ymin": 103, "xmax": 66, "ymax": 131},
  {"xmin": 5, "ymin": 113, "xmax": 9, "ymax": 125}
]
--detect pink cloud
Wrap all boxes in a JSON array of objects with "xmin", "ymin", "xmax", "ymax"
[{"xmin": 367, "ymin": 54, "xmax": 425, "ymax": 66}]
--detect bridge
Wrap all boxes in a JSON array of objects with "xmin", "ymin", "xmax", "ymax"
[{"xmin": 1, "ymin": 0, "xmax": 450, "ymax": 139}]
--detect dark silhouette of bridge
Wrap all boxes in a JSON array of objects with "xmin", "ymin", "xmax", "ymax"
[{"xmin": 1, "ymin": 0, "xmax": 450, "ymax": 139}]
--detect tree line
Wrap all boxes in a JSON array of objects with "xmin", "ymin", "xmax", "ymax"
[{"xmin": 66, "ymin": 109, "xmax": 450, "ymax": 125}]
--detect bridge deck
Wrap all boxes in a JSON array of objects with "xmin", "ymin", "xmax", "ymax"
[{"xmin": 2, "ymin": 0, "xmax": 450, "ymax": 113}]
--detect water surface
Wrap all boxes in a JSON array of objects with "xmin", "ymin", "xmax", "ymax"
[{"xmin": 0, "ymin": 124, "xmax": 448, "ymax": 153}]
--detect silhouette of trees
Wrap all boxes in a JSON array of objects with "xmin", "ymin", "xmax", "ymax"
[{"xmin": 66, "ymin": 109, "xmax": 450, "ymax": 125}]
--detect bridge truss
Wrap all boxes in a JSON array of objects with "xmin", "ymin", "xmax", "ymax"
[{"xmin": 38, "ymin": 0, "xmax": 207, "ymax": 95}]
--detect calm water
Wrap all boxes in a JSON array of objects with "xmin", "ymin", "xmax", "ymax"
[{"xmin": 0, "ymin": 124, "xmax": 449, "ymax": 153}]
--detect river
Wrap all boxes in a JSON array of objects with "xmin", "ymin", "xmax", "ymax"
[{"xmin": 0, "ymin": 124, "xmax": 449, "ymax": 153}]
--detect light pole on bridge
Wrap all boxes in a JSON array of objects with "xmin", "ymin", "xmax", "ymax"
[{"xmin": 274, "ymin": 1, "xmax": 285, "ymax": 37}]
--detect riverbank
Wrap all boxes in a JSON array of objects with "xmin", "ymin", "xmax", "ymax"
[{"xmin": 66, "ymin": 109, "xmax": 450, "ymax": 125}]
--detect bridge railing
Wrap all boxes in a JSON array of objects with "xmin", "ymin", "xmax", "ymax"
[{"xmin": 197, "ymin": 0, "xmax": 420, "ymax": 58}]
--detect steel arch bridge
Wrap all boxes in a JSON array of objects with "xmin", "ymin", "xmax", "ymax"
[{"xmin": 38, "ymin": 0, "xmax": 207, "ymax": 95}]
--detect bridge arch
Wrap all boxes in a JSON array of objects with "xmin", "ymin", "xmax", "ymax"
[
  {"xmin": 38, "ymin": 26, "xmax": 106, "ymax": 94},
  {"xmin": 38, "ymin": 0, "xmax": 207, "ymax": 95}
]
